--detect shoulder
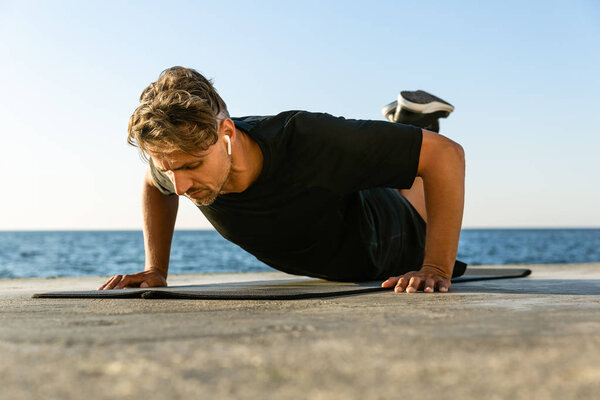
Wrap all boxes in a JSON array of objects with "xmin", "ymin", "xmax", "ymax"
[
  {"xmin": 231, "ymin": 110, "xmax": 325, "ymax": 155},
  {"xmin": 231, "ymin": 110, "xmax": 307, "ymax": 134}
]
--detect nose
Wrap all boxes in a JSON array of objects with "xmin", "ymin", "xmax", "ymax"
[{"xmin": 168, "ymin": 170, "xmax": 193, "ymax": 196}]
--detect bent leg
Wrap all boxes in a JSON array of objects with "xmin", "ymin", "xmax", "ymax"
[{"xmin": 397, "ymin": 177, "xmax": 427, "ymax": 223}]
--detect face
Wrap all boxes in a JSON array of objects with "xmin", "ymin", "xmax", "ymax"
[{"xmin": 150, "ymin": 136, "xmax": 232, "ymax": 207}]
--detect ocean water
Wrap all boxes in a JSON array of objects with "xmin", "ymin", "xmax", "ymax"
[{"xmin": 0, "ymin": 229, "xmax": 599, "ymax": 279}]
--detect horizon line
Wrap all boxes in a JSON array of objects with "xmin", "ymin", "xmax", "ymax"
[{"xmin": 1, "ymin": 227, "xmax": 600, "ymax": 232}]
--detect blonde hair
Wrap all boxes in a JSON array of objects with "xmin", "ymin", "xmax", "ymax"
[{"xmin": 127, "ymin": 66, "xmax": 230, "ymax": 162}]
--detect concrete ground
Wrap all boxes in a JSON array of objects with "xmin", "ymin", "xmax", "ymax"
[{"xmin": 1, "ymin": 263, "xmax": 599, "ymax": 400}]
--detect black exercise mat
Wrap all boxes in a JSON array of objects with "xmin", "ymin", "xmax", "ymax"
[
  {"xmin": 452, "ymin": 267, "xmax": 531, "ymax": 282},
  {"xmin": 32, "ymin": 267, "xmax": 531, "ymax": 300}
]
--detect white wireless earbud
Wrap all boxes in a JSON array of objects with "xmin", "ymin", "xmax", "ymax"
[{"xmin": 224, "ymin": 135, "xmax": 231, "ymax": 155}]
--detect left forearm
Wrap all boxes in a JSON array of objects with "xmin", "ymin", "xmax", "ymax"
[{"xmin": 421, "ymin": 143, "xmax": 465, "ymax": 278}]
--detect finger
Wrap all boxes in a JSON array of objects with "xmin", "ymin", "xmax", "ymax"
[
  {"xmin": 140, "ymin": 281, "xmax": 149, "ymax": 288},
  {"xmin": 116, "ymin": 273, "xmax": 150, "ymax": 289},
  {"xmin": 98, "ymin": 275, "xmax": 118, "ymax": 290},
  {"xmin": 394, "ymin": 276, "xmax": 409, "ymax": 293},
  {"xmin": 437, "ymin": 279, "xmax": 451, "ymax": 293},
  {"xmin": 406, "ymin": 276, "xmax": 422, "ymax": 293},
  {"xmin": 382, "ymin": 276, "xmax": 400, "ymax": 288},
  {"xmin": 108, "ymin": 275, "xmax": 126, "ymax": 290},
  {"xmin": 114, "ymin": 275, "xmax": 136, "ymax": 289},
  {"xmin": 101, "ymin": 275, "xmax": 122, "ymax": 290},
  {"xmin": 399, "ymin": 277, "xmax": 409, "ymax": 292},
  {"xmin": 424, "ymin": 277, "xmax": 436, "ymax": 293},
  {"xmin": 98, "ymin": 278, "xmax": 111, "ymax": 290}
]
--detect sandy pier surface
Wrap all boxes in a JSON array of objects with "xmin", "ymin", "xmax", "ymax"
[{"xmin": 1, "ymin": 264, "xmax": 599, "ymax": 400}]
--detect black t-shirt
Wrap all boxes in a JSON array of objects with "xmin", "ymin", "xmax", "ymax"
[{"xmin": 149, "ymin": 110, "xmax": 423, "ymax": 281}]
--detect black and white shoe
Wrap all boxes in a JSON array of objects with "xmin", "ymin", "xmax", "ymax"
[{"xmin": 382, "ymin": 90, "xmax": 454, "ymax": 133}]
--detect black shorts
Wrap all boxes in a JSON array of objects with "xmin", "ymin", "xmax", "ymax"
[
  {"xmin": 357, "ymin": 187, "xmax": 427, "ymax": 279},
  {"xmin": 358, "ymin": 187, "xmax": 466, "ymax": 279}
]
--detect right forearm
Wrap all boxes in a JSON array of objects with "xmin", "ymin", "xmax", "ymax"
[{"xmin": 142, "ymin": 181, "xmax": 179, "ymax": 278}]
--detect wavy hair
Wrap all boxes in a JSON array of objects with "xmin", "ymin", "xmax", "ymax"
[{"xmin": 127, "ymin": 66, "xmax": 230, "ymax": 162}]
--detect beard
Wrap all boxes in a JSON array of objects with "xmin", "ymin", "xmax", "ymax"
[
  {"xmin": 187, "ymin": 156, "xmax": 232, "ymax": 207},
  {"xmin": 190, "ymin": 190, "xmax": 219, "ymax": 206}
]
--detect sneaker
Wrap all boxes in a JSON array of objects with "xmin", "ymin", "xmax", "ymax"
[{"xmin": 382, "ymin": 90, "xmax": 454, "ymax": 133}]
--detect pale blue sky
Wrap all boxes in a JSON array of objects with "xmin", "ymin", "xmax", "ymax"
[{"xmin": 0, "ymin": 0, "xmax": 598, "ymax": 229}]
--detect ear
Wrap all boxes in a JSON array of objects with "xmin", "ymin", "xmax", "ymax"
[{"xmin": 218, "ymin": 118, "xmax": 236, "ymax": 140}]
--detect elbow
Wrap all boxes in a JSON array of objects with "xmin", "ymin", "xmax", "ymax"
[
  {"xmin": 451, "ymin": 142, "xmax": 466, "ymax": 176},
  {"xmin": 453, "ymin": 142, "xmax": 465, "ymax": 165},
  {"xmin": 438, "ymin": 138, "xmax": 465, "ymax": 166},
  {"xmin": 454, "ymin": 142, "xmax": 465, "ymax": 159},
  {"xmin": 418, "ymin": 130, "xmax": 466, "ymax": 177},
  {"xmin": 442, "ymin": 135, "xmax": 464, "ymax": 161},
  {"xmin": 436, "ymin": 140, "xmax": 466, "ymax": 179}
]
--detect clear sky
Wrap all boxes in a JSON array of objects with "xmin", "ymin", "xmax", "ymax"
[{"xmin": 1, "ymin": 0, "xmax": 598, "ymax": 230}]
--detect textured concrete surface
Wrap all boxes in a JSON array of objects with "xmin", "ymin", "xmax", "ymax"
[{"xmin": 1, "ymin": 264, "xmax": 599, "ymax": 400}]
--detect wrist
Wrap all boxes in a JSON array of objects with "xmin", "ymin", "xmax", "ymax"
[
  {"xmin": 420, "ymin": 263, "xmax": 452, "ymax": 279},
  {"xmin": 145, "ymin": 266, "xmax": 168, "ymax": 278}
]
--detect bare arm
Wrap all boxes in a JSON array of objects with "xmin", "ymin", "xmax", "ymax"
[
  {"xmin": 98, "ymin": 168, "xmax": 179, "ymax": 290},
  {"xmin": 419, "ymin": 129, "xmax": 465, "ymax": 277},
  {"xmin": 141, "ymin": 167, "xmax": 179, "ymax": 279},
  {"xmin": 382, "ymin": 129, "xmax": 465, "ymax": 293}
]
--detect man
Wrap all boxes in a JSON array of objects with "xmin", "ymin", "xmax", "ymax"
[{"xmin": 99, "ymin": 66, "xmax": 465, "ymax": 294}]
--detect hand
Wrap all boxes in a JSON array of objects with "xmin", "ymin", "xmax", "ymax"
[
  {"xmin": 98, "ymin": 269, "xmax": 167, "ymax": 290},
  {"xmin": 381, "ymin": 265, "xmax": 451, "ymax": 293}
]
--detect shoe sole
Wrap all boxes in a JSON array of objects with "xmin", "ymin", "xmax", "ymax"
[
  {"xmin": 399, "ymin": 90, "xmax": 454, "ymax": 114},
  {"xmin": 382, "ymin": 100, "xmax": 452, "ymax": 122}
]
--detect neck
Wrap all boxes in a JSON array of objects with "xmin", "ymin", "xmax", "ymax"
[{"xmin": 221, "ymin": 128, "xmax": 264, "ymax": 194}]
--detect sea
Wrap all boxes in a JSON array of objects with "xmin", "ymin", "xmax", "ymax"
[{"xmin": 0, "ymin": 229, "xmax": 599, "ymax": 279}]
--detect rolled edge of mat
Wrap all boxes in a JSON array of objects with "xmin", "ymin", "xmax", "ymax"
[{"xmin": 452, "ymin": 268, "xmax": 531, "ymax": 283}]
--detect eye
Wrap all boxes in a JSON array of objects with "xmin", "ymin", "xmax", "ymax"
[{"xmin": 186, "ymin": 162, "xmax": 202, "ymax": 170}]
